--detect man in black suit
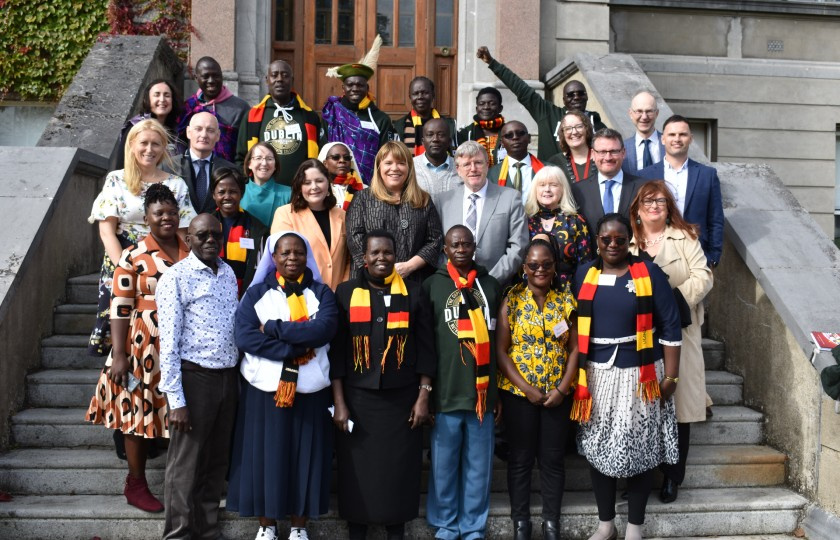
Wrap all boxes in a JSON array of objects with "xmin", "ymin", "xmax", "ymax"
[
  {"xmin": 178, "ymin": 111, "xmax": 235, "ymax": 213},
  {"xmin": 571, "ymin": 128, "xmax": 641, "ymax": 228}
]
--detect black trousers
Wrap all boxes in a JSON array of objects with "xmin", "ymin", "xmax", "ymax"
[
  {"xmin": 589, "ymin": 466, "xmax": 654, "ymax": 525},
  {"xmin": 163, "ymin": 367, "xmax": 238, "ymax": 540},
  {"xmin": 500, "ymin": 390, "xmax": 573, "ymax": 521},
  {"xmin": 660, "ymin": 422, "xmax": 691, "ymax": 484}
]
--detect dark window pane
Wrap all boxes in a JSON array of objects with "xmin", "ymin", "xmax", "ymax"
[
  {"xmin": 275, "ymin": 0, "xmax": 295, "ymax": 42},
  {"xmin": 377, "ymin": 0, "xmax": 393, "ymax": 46},
  {"xmin": 337, "ymin": 0, "xmax": 354, "ymax": 45},
  {"xmin": 398, "ymin": 0, "xmax": 415, "ymax": 47},
  {"xmin": 435, "ymin": 0, "xmax": 454, "ymax": 47},
  {"xmin": 315, "ymin": 0, "xmax": 332, "ymax": 44}
]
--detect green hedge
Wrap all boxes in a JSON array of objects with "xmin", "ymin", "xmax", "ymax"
[{"xmin": 0, "ymin": 0, "xmax": 110, "ymax": 101}]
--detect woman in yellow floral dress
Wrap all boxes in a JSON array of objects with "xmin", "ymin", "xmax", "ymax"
[{"xmin": 495, "ymin": 238, "xmax": 579, "ymax": 540}]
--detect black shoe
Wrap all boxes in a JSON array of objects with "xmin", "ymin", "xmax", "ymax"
[
  {"xmin": 513, "ymin": 519, "xmax": 532, "ymax": 540},
  {"xmin": 620, "ymin": 490, "xmax": 628, "ymax": 500},
  {"xmin": 112, "ymin": 430, "xmax": 126, "ymax": 460},
  {"xmin": 660, "ymin": 477, "xmax": 679, "ymax": 503},
  {"xmin": 542, "ymin": 520, "xmax": 559, "ymax": 540}
]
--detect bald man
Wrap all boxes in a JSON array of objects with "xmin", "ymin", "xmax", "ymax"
[
  {"xmin": 170, "ymin": 111, "xmax": 236, "ymax": 213},
  {"xmin": 622, "ymin": 90, "xmax": 665, "ymax": 174},
  {"xmin": 178, "ymin": 56, "xmax": 250, "ymax": 161},
  {"xmin": 235, "ymin": 60, "xmax": 325, "ymax": 186}
]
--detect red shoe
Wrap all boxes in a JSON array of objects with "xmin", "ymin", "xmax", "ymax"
[{"xmin": 124, "ymin": 474, "xmax": 164, "ymax": 513}]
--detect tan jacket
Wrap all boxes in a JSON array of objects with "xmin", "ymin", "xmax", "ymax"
[
  {"xmin": 270, "ymin": 204, "xmax": 350, "ymax": 290},
  {"xmin": 631, "ymin": 226, "xmax": 713, "ymax": 422}
]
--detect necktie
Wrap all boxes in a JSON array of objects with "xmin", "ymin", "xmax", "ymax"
[
  {"xmin": 512, "ymin": 162, "xmax": 524, "ymax": 191},
  {"xmin": 603, "ymin": 179, "xmax": 616, "ymax": 214},
  {"xmin": 642, "ymin": 138, "xmax": 653, "ymax": 168},
  {"xmin": 465, "ymin": 193, "xmax": 479, "ymax": 236},
  {"xmin": 195, "ymin": 159, "xmax": 208, "ymax": 204}
]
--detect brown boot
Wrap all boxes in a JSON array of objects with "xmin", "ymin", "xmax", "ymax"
[{"xmin": 124, "ymin": 474, "xmax": 163, "ymax": 513}]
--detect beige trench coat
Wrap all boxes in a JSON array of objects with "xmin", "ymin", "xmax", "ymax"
[{"xmin": 631, "ymin": 226, "xmax": 713, "ymax": 423}]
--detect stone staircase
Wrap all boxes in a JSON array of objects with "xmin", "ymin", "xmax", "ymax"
[{"xmin": 0, "ymin": 274, "xmax": 809, "ymax": 539}]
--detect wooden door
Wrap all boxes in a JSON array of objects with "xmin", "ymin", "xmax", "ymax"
[{"xmin": 273, "ymin": 1, "xmax": 458, "ymax": 118}]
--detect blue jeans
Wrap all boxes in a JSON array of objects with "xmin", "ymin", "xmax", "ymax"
[{"xmin": 426, "ymin": 411, "xmax": 495, "ymax": 540}]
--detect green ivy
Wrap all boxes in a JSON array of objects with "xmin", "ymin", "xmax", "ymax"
[{"xmin": 0, "ymin": 0, "xmax": 110, "ymax": 101}]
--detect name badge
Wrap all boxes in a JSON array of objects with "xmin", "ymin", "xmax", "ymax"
[
  {"xmin": 384, "ymin": 295, "xmax": 391, "ymax": 307},
  {"xmin": 553, "ymin": 319, "xmax": 569, "ymax": 338},
  {"xmin": 360, "ymin": 120, "xmax": 377, "ymax": 131},
  {"xmin": 239, "ymin": 237, "xmax": 255, "ymax": 250},
  {"xmin": 598, "ymin": 274, "xmax": 617, "ymax": 286},
  {"xmin": 488, "ymin": 318, "xmax": 497, "ymax": 331}
]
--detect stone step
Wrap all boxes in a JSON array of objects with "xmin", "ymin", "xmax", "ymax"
[
  {"xmin": 11, "ymin": 408, "xmax": 111, "ymax": 448},
  {"xmin": 691, "ymin": 406, "xmax": 764, "ymax": 445},
  {"xmin": 705, "ymin": 370, "xmax": 743, "ymax": 405},
  {"xmin": 53, "ymin": 304, "xmax": 97, "ymax": 335},
  {"xmin": 26, "ymin": 369, "xmax": 100, "ymax": 408},
  {"xmin": 0, "ymin": 487, "xmax": 807, "ymax": 539},
  {"xmin": 66, "ymin": 273, "xmax": 99, "ymax": 304},
  {"xmin": 41, "ymin": 335, "xmax": 102, "ymax": 369},
  {"xmin": 0, "ymin": 443, "xmax": 785, "ymax": 497},
  {"xmin": 701, "ymin": 338, "xmax": 724, "ymax": 371}
]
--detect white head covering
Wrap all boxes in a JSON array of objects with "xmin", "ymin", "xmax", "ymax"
[
  {"xmin": 318, "ymin": 141, "xmax": 362, "ymax": 178},
  {"xmin": 249, "ymin": 230, "xmax": 323, "ymax": 291}
]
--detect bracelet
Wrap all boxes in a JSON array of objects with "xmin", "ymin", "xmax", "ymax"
[
  {"xmin": 419, "ymin": 384, "xmax": 433, "ymax": 392},
  {"xmin": 665, "ymin": 376, "xmax": 679, "ymax": 384},
  {"xmin": 556, "ymin": 384, "xmax": 572, "ymax": 396}
]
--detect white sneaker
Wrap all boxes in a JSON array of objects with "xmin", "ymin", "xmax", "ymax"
[
  {"xmin": 255, "ymin": 525, "xmax": 278, "ymax": 540},
  {"xmin": 289, "ymin": 527, "xmax": 309, "ymax": 540}
]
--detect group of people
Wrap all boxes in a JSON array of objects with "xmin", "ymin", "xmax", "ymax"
[{"xmin": 83, "ymin": 39, "xmax": 722, "ymax": 540}]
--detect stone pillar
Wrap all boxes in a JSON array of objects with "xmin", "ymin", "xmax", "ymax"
[
  {"xmin": 549, "ymin": 0, "xmax": 610, "ymax": 61},
  {"xmin": 234, "ymin": 0, "xmax": 272, "ymax": 104},
  {"xmin": 189, "ymin": 0, "xmax": 239, "ymax": 93}
]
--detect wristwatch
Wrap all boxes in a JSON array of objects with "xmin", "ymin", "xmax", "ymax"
[{"xmin": 665, "ymin": 376, "xmax": 679, "ymax": 384}]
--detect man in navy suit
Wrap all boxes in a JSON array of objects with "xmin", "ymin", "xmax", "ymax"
[
  {"xmin": 622, "ymin": 90, "xmax": 665, "ymax": 174},
  {"xmin": 175, "ymin": 112, "xmax": 236, "ymax": 214},
  {"xmin": 638, "ymin": 115, "xmax": 724, "ymax": 267},
  {"xmin": 571, "ymin": 128, "xmax": 642, "ymax": 230}
]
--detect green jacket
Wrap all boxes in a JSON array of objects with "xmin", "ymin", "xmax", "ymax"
[
  {"xmin": 488, "ymin": 59, "xmax": 606, "ymax": 161},
  {"xmin": 423, "ymin": 264, "xmax": 502, "ymax": 414}
]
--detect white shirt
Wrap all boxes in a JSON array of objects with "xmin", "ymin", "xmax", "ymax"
[
  {"xmin": 597, "ymin": 169, "xmax": 625, "ymax": 212},
  {"xmin": 663, "ymin": 158, "xmax": 689, "ymax": 214},
  {"xmin": 507, "ymin": 154, "xmax": 533, "ymax": 204},
  {"xmin": 634, "ymin": 131, "xmax": 662, "ymax": 170},
  {"xmin": 462, "ymin": 180, "xmax": 490, "ymax": 235}
]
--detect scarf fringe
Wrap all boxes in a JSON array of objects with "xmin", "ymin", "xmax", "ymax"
[
  {"xmin": 475, "ymin": 387, "xmax": 487, "ymax": 424},
  {"xmin": 570, "ymin": 395, "xmax": 592, "ymax": 422},
  {"xmin": 274, "ymin": 380, "xmax": 296, "ymax": 408},
  {"xmin": 352, "ymin": 335, "xmax": 370, "ymax": 371}
]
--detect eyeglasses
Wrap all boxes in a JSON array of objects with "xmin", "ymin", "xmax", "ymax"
[
  {"xmin": 502, "ymin": 129, "xmax": 528, "ymax": 140},
  {"xmin": 251, "ymin": 156, "xmax": 275, "ymax": 163},
  {"xmin": 593, "ymin": 149, "xmax": 623, "ymax": 157},
  {"xmin": 328, "ymin": 154, "xmax": 352, "ymax": 162},
  {"xmin": 642, "ymin": 197, "xmax": 668, "ymax": 207},
  {"xmin": 562, "ymin": 124, "xmax": 585, "ymax": 134},
  {"xmin": 598, "ymin": 236, "xmax": 628, "ymax": 246},
  {"xmin": 525, "ymin": 261, "xmax": 555, "ymax": 271},
  {"xmin": 631, "ymin": 109, "xmax": 658, "ymax": 116},
  {"xmin": 565, "ymin": 90, "xmax": 586, "ymax": 98}
]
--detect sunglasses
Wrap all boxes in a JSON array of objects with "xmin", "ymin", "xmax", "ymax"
[
  {"xmin": 598, "ymin": 236, "xmax": 628, "ymax": 246},
  {"xmin": 502, "ymin": 129, "xmax": 528, "ymax": 140},
  {"xmin": 525, "ymin": 261, "xmax": 555, "ymax": 271},
  {"xmin": 328, "ymin": 154, "xmax": 352, "ymax": 162}
]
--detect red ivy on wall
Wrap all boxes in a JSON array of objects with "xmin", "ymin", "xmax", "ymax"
[{"xmin": 103, "ymin": 0, "xmax": 197, "ymax": 62}]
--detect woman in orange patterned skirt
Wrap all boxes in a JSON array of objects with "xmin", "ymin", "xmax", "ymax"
[{"xmin": 86, "ymin": 183, "xmax": 189, "ymax": 513}]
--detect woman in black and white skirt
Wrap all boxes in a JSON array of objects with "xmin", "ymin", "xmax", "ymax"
[{"xmin": 571, "ymin": 213, "xmax": 682, "ymax": 540}]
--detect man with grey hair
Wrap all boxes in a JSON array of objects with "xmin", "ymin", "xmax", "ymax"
[
  {"xmin": 622, "ymin": 90, "xmax": 665, "ymax": 174},
  {"xmin": 433, "ymin": 141, "xmax": 527, "ymax": 285}
]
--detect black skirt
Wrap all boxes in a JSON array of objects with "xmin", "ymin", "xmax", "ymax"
[
  {"xmin": 227, "ymin": 377, "xmax": 333, "ymax": 519},
  {"xmin": 336, "ymin": 384, "xmax": 423, "ymax": 525}
]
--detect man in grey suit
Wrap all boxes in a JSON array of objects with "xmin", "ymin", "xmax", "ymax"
[
  {"xmin": 572, "ymin": 128, "xmax": 642, "ymax": 229},
  {"xmin": 622, "ymin": 90, "xmax": 665, "ymax": 174},
  {"xmin": 434, "ymin": 141, "xmax": 528, "ymax": 286}
]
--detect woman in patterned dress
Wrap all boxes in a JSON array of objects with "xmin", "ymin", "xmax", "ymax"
[
  {"xmin": 86, "ymin": 183, "xmax": 190, "ymax": 513},
  {"xmin": 572, "ymin": 213, "xmax": 682, "ymax": 540},
  {"xmin": 496, "ymin": 239, "xmax": 579, "ymax": 540},
  {"xmin": 87, "ymin": 119, "xmax": 196, "ymax": 357},
  {"xmin": 524, "ymin": 165, "xmax": 592, "ymax": 290}
]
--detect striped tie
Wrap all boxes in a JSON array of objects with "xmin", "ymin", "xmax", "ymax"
[{"xmin": 466, "ymin": 193, "xmax": 479, "ymax": 236}]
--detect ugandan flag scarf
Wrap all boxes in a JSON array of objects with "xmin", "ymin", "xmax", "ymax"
[
  {"xmin": 349, "ymin": 269, "xmax": 410, "ymax": 372},
  {"xmin": 447, "ymin": 262, "xmax": 491, "ymax": 422},
  {"xmin": 332, "ymin": 173, "xmax": 365, "ymax": 210},
  {"xmin": 495, "ymin": 154, "xmax": 545, "ymax": 188},
  {"xmin": 245, "ymin": 93, "xmax": 319, "ymax": 158},
  {"xmin": 274, "ymin": 271, "xmax": 316, "ymax": 407},
  {"xmin": 403, "ymin": 108, "xmax": 441, "ymax": 156},
  {"xmin": 571, "ymin": 257, "xmax": 658, "ymax": 422}
]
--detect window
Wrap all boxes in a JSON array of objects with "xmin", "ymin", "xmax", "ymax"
[{"xmin": 687, "ymin": 118, "xmax": 717, "ymax": 162}]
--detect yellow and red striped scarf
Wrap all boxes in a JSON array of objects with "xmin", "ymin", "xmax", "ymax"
[
  {"xmin": 496, "ymin": 154, "xmax": 545, "ymax": 187},
  {"xmin": 274, "ymin": 271, "xmax": 315, "ymax": 407},
  {"xmin": 572, "ymin": 259, "xmax": 658, "ymax": 422},
  {"xmin": 447, "ymin": 262, "xmax": 491, "ymax": 422},
  {"xmin": 332, "ymin": 173, "xmax": 365, "ymax": 210},
  {"xmin": 349, "ymin": 269, "xmax": 410, "ymax": 372},
  {"xmin": 405, "ymin": 108, "xmax": 441, "ymax": 156},
  {"xmin": 246, "ymin": 93, "xmax": 319, "ymax": 159}
]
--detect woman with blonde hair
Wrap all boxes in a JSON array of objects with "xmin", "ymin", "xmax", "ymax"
[
  {"xmin": 88, "ymin": 119, "xmax": 196, "ymax": 357},
  {"xmin": 346, "ymin": 141, "xmax": 443, "ymax": 283},
  {"xmin": 524, "ymin": 165, "xmax": 592, "ymax": 289}
]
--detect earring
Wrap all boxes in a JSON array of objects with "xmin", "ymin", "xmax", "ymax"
[
  {"xmin": 596, "ymin": 247, "xmax": 601, "ymax": 255},
  {"xmin": 522, "ymin": 271, "xmax": 528, "ymax": 281},
  {"xmin": 666, "ymin": 215, "xmax": 671, "ymax": 225},
  {"xmin": 635, "ymin": 216, "xmax": 641, "ymax": 225}
]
